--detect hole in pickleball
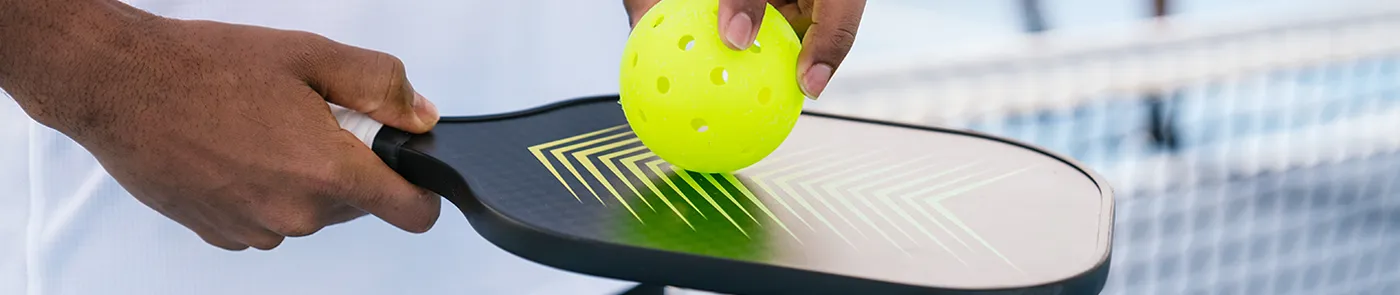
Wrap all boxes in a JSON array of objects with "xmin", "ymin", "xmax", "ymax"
[
  {"xmin": 657, "ymin": 76, "xmax": 670, "ymax": 94},
  {"xmin": 751, "ymin": 40, "xmax": 763, "ymax": 53},
  {"xmin": 631, "ymin": 53, "xmax": 638, "ymax": 67},
  {"xmin": 652, "ymin": 15, "xmax": 665, "ymax": 28},
  {"xmin": 757, "ymin": 88, "xmax": 771, "ymax": 104},
  {"xmin": 679, "ymin": 35, "xmax": 695, "ymax": 51},
  {"xmin": 692, "ymin": 118, "xmax": 708, "ymax": 132},
  {"xmin": 711, "ymin": 67, "xmax": 728, "ymax": 85},
  {"xmin": 638, "ymin": 109, "xmax": 648, "ymax": 122}
]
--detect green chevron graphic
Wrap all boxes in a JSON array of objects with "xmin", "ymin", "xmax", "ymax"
[
  {"xmin": 834, "ymin": 154, "xmax": 938, "ymax": 248},
  {"xmin": 621, "ymin": 152, "xmax": 693, "ymax": 228},
  {"xmin": 551, "ymin": 129, "xmax": 635, "ymax": 204},
  {"xmin": 647, "ymin": 158, "xmax": 708, "ymax": 219},
  {"xmin": 600, "ymin": 145, "xmax": 655, "ymax": 211},
  {"xmin": 901, "ymin": 172, "xmax": 988, "ymax": 250},
  {"xmin": 866, "ymin": 161, "xmax": 981, "ymax": 265},
  {"xmin": 528, "ymin": 126, "xmax": 801, "ymax": 241},
  {"xmin": 811, "ymin": 153, "xmax": 911, "ymax": 255},
  {"xmin": 746, "ymin": 150, "xmax": 859, "ymax": 248},
  {"xmin": 574, "ymin": 137, "xmax": 644, "ymax": 221},
  {"xmin": 736, "ymin": 147, "xmax": 823, "ymax": 231},
  {"xmin": 671, "ymin": 166, "xmax": 749, "ymax": 237},
  {"xmin": 789, "ymin": 149, "xmax": 898, "ymax": 241},
  {"xmin": 722, "ymin": 173, "xmax": 801, "ymax": 243},
  {"xmin": 702, "ymin": 173, "xmax": 759, "ymax": 225},
  {"xmin": 528, "ymin": 125, "xmax": 1037, "ymax": 270},
  {"xmin": 528, "ymin": 125, "xmax": 628, "ymax": 202},
  {"xmin": 919, "ymin": 166, "xmax": 1036, "ymax": 272}
]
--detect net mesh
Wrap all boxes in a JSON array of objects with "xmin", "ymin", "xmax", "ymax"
[{"xmin": 807, "ymin": 6, "xmax": 1400, "ymax": 295}]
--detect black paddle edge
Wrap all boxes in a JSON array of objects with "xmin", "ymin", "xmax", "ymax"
[{"xmin": 371, "ymin": 94, "xmax": 1115, "ymax": 295}]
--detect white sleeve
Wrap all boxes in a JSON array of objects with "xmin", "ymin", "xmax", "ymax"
[{"xmin": 0, "ymin": 93, "xmax": 33, "ymax": 295}]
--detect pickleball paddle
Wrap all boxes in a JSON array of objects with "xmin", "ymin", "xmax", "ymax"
[{"xmin": 331, "ymin": 95, "xmax": 1115, "ymax": 295}]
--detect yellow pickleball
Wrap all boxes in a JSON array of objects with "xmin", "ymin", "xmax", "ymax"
[{"xmin": 619, "ymin": 0, "xmax": 805, "ymax": 174}]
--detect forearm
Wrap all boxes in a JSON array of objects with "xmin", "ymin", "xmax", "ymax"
[{"xmin": 0, "ymin": 0, "xmax": 160, "ymax": 130}]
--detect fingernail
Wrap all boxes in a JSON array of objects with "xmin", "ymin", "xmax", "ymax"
[
  {"xmin": 413, "ymin": 92, "xmax": 439, "ymax": 125},
  {"xmin": 802, "ymin": 63, "xmax": 834, "ymax": 99},
  {"xmin": 724, "ymin": 13, "xmax": 754, "ymax": 50}
]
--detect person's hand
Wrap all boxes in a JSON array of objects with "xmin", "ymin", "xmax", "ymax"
[
  {"xmin": 623, "ymin": 0, "xmax": 866, "ymax": 99},
  {"xmin": 1, "ymin": 3, "xmax": 441, "ymax": 251}
]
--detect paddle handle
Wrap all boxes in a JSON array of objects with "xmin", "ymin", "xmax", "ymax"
[
  {"xmin": 329, "ymin": 103, "xmax": 414, "ymax": 171},
  {"xmin": 330, "ymin": 103, "xmax": 386, "ymax": 147}
]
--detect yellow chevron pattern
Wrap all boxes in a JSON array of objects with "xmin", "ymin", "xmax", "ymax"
[{"xmin": 527, "ymin": 124, "xmax": 1033, "ymax": 270}]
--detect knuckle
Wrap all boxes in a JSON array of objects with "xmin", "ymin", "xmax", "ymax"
[
  {"xmin": 375, "ymin": 51, "xmax": 407, "ymax": 69},
  {"xmin": 280, "ymin": 30, "xmax": 338, "ymax": 67},
  {"xmin": 744, "ymin": 0, "xmax": 769, "ymax": 12},
  {"xmin": 288, "ymin": 29, "xmax": 334, "ymax": 45},
  {"xmin": 373, "ymin": 52, "xmax": 410, "ymax": 100},
  {"xmin": 825, "ymin": 25, "xmax": 858, "ymax": 52}
]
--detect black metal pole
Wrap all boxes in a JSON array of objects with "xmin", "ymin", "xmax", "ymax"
[
  {"xmin": 1020, "ymin": 0, "xmax": 1048, "ymax": 33},
  {"xmin": 1144, "ymin": 0, "xmax": 1178, "ymax": 152},
  {"xmin": 1153, "ymin": 0, "xmax": 1170, "ymax": 17}
]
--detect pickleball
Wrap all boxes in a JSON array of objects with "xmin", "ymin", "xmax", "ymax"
[{"xmin": 619, "ymin": 0, "xmax": 806, "ymax": 173}]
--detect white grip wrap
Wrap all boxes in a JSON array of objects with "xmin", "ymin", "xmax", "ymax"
[{"xmin": 329, "ymin": 103, "xmax": 385, "ymax": 148}]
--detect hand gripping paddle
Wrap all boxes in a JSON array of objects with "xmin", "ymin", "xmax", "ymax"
[{"xmin": 332, "ymin": 96, "xmax": 1115, "ymax": 295}]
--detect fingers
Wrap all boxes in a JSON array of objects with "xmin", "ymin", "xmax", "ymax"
[
  {"xmin": 195, "ymin": 230, "xmax": 250, "ymax": 251},
  {"xmin": 328, "ymin": 131, "xmax": 442, "ymax": 233},
  {"xmin": 249, "ymin": 199, "xmax": 365, "ymax": 237},
  {"xmin": 165, "ymin": 205, "xmax": 281, "ymax": 251},
  {"xmin": 719, "ymin": 0, "xmax": 769, "ymax": 50},
  {"xmin": 169, "ymin": 189, "xmax": 378, "ymax": 251},
  {"xmin": 201, "ymin": 203, "xmax": 291, "ymax": 249},
  {"xmin": 231, "ymin": 226, "xmax": 287, "ymax": 250},
  {"xmin": 175, "ymin": 212, "xmax": 251, "ymax": 251},
  {"xmin": 622, "ymin": 0, "xmax": 767, "ymax": 50},
  {"xmin": 623, "ymin": 0, "xmax": 662, "ymax": 27},
  {"xmin": 302, "ymin": 40, "xmax": 439, "ymax": 134},
  {"xmin": 252, "ymin": 199, "xmax": 332, "ymax": 238},
  {"xmin": 794, "ymin": 0, "xmax": 864, "ymax": 99}
]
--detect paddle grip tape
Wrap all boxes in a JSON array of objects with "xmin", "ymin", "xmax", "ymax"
[{"xmin": 330, "ymin": 103, "xmax": 410, "ymax": 170}]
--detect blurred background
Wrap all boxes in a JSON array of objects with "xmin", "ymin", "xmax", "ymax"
[
  {"xmin": 810, "ymin": 0, "xmax": 1400, "ymax": 294},
  {"xmin": 3, "ymin": 0, "xmax": 1399, "ymax": 294}
]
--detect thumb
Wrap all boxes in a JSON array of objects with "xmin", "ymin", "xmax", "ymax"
[
  {"xmin": 795, "ymin": 0, "xmax": 864, "ymax": 99},
  {"xmin": 304, "ymin": 42, "xmax": 439, "ymax": 134}
]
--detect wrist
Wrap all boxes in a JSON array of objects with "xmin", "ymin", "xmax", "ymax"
[{"xmin": 1, "ymin": 0, "xmax": 164, "ymax": 74}]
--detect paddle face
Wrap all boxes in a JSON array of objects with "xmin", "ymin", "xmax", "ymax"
[{"xmin": 376, "ymin": 96, "xmax": 1114, "ymax": 294}]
